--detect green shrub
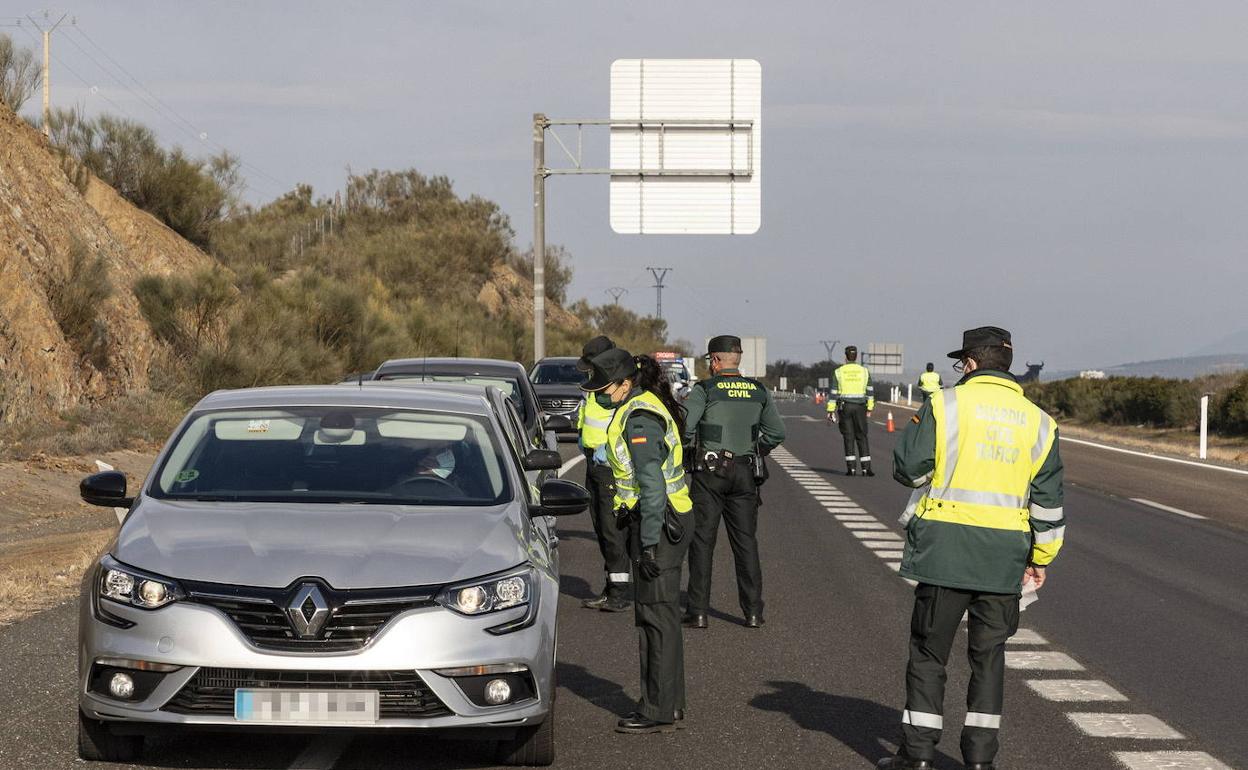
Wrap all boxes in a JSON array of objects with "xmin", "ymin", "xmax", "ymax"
[{"xmin": 45, "ymin": 240, "xmax": 112, "ymax": 371}]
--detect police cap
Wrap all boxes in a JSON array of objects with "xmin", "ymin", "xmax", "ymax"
[
  {"xmin": 947, "ymin": 326, "xmax": 1013, "ymax": 359},
  {"xmin": 575, "ymin": 335, "xmax": 616, "ymax": 372},
  {"xmin": 707, "ymin": 335, "xmax": 743, "ymax": 355},
  {"xmin": 579, "ymin": 347, "xmax": 637, "ymax": 392}
]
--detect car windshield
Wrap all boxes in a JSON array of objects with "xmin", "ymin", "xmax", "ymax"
[
  {"xmin": 151, "ymin": 407, "xmax": 511, "ymax": 506},
  {"xmin": 531, "ymin": 362, "xmax": 586, "ymax": 385},
  {"xmin": 377, "ymin": 374, "xmax": 528, "ymax": 422}
]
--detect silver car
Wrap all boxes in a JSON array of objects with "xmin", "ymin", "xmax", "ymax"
[{"xmin": 76, "ymin": 384, "xmax": 587, "ymax": 766}]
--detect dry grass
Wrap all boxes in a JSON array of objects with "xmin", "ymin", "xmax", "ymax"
[
  {"xmin": 0, "ymin": 528, "xmax": 112, "ymax": 626},
  {"xmin": 0, "ymin": 390, "xmax": 185, "ymax": 462},
  {"xmin": 1061, "ymin": 422, "xmax": 1248, "ymax": 466}
]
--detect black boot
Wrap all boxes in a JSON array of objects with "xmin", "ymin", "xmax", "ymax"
[
  {"xmin": 863, "ymin": 461, "xmax": 875, "ymax": 477},
  {"xmin": 682, "ymin": 611, "xmax": 708, "ymax": 629},
  {"xmin": 964, "ymin": 764, "xmax": 995, "ymax": 770},
  {"xmin": 876, "ymin": 757, "xmax": 932, "ymax": 770},
  {"xmin": 615, "ymin": 712, "xmax": 676, "ymax": 734},
  {"xmin": 846, "ymin": 466, "xmax": 857, "ymax": 476},
  {"xmin": 581, "ymin": 590, "xmax": 609, "ymax": 610},
  {"xmin": 598, "ymin": 581, "xmax": 631, "ymax": 612}
]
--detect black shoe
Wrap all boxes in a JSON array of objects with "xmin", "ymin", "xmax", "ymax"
[
  {"xmin": 599, "ymin": 595, "xmax": 631, "ymax": 612},
  {"xmin": 682, "ymin": 612, "xmax": 708, "ymax": 628},
  {"xmin": 864, "ymin": 467, "xmax": 876, "ymax": 477},
  {"xmin": 581, "ymin": 592, "xmax": 609, "ymax": 609},
  {"xmin": 674, "ymin": 709, "xmax": 687, "ymax": 730},
  {"xmin": 615, "ymin": 712, "xmax": 676, "ymax": 734},
  {"xmin": 964, "ymin": 764, "xmax": 995, "ymax": 770},
  {"xmin": 876, "ymin": 757, "xmax": 932, "ymax": 770},
  {"xmin": 846, "ymin": 468, "xmax": 857, "ymax": 476},
  {"xmin": 744, "ymin": 614, "xmax": 765, "ymax": 628}
]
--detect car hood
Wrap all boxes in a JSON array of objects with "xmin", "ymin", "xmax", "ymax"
[
  {"xmin": 533, "ymin": 383, "xmax": 584, "ymax": 398},
  {"xmin": 114, "ymin": 497, "xmax": 532, "ymax": 589}
]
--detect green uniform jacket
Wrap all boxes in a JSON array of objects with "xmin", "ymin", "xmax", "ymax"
[
  {"xmin": 893, "ymin": 369, "xmax": 1065, "ymax": 594},
  {"xmin": 682, "ymin": 369, "xmax": 786, "ymax": 456},
  {"xmin": 622, "ymin": 391, "xmax": 674, "ymax": 548}
]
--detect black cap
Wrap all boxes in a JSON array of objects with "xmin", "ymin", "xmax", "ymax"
[
  {"xmin": 580, "ymin": 348, "xmax": 637, "ymax": 392},
  {"xmin": 844, "ymin": 345, "xmax": 858, "ymax": 356},
  {"xmin": 575, "ymin": 335, "xmax": 616, "ymax": 372},
  {"xmin": 948, "ymin": 326, "xmax": 1013, "ymax": 359},
  {"xmin": 707, "ymin": 335, "xmax": 743, "ymax": 355}
]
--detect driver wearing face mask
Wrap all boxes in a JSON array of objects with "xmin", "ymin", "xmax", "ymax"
[{"xmin": 413, "ymin": 441, "xmax": 457, "ymax": 480}]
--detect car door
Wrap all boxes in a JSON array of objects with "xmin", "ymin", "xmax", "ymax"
[{"xmin": 495, "ymin": 395, "xmax": 559, "ymax": 558}]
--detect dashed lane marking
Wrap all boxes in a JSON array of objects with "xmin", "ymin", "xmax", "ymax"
[
  {"xmin": 861, "ymin": 540, "xmax": 903, "ymax": 549},
  {"xmin": 559, "ymin": 454, "xmax": 585, "ymax": 477},
  {"xmin": 853, "ymin": 530, "xmax": 901, "ymax": 540},
  {"xmin": 1026, "ymin": 680, "xmax": 1128, "ymax": 702},
  {"xmin": 1130, "ymin": 498, "xmax": 1208, "ymax": 521},
  {"xmin": 833, "ymin": 514, "xmax": 877, "ymax": 521},
  {"xmin": 842, "ymin": 521, "xmax": 888, "ymax": 530},
  {"xmin": 875, "ymin": 550, "xmax": 905, "ymax": 560},
  {"xmin": 1006, "ymin": 651, "xmax": 1085, "ymax": 671},
  {"xmin": 1007, "ymin": 628, "xmax": 1049, "ymax": 645},
  {"xmin": 1115, "ymin": 752, "xmax": 1234, "ymax": 770},
  {"xmin": 1067, "ymin": 713, "xmax": 1185, "ymax": 740},
  {"xmin": 886, "ymin": 562, "xmax": 901, "ymax": 571}
]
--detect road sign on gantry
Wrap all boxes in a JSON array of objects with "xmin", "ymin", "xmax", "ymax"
[
  {"xmin": 610, "ymin": 59, "xmax": 761, "ymax": 234},
  {"xmin": 866, "ymin": 343, "xmax": 905, "ymax": 375}
]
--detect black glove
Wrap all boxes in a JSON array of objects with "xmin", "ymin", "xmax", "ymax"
[{"xmin": 639, "ymin": 546, "xmax": 661, "ymax": 579}]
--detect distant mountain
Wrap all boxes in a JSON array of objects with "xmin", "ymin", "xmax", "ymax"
[
  {"xmin": 1049, "ymin": 354, "xmax": 1248, "ymax": 381},
  {"xmin": 1195, "ymin": 328, "xmax": 1248, "ymax": 356}
]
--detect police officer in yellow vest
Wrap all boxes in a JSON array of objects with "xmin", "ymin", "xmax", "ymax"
[
  {"xmin": 826, "ymin": 345, "xmax": 876, "ymax": 476},
  {"xmin": 582, "ymin": 347, "xmax": 694, "ymax": 735},
  {"xmin": 878, "ymin": 327, "xmax": 1065, "ymax": 770},
  {"xmin": 917, "ymin": 363, "xmax": 943, "ymax": 402},
  {"xmin": 575, "ymin": 336, "xmax": 632, "ymax": 612}
]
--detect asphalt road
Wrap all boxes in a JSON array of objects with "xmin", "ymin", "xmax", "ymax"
[{"xmin": 0, "ymin": 399, "xmax": 1243, "ymax": 769}]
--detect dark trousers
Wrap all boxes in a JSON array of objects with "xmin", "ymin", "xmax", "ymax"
[
  {"xmin": 584, "ymin": 454, "xmax": 630, "ymax": 589},
  {"xmin": 685, "ymin": 464, "xmax": 763, "ymax": 617},
  {"xmin": 902, "ymin": 584, "xmax": 1020, "ymax": 765},
  {"xmin": 629, "ymin": 512, "xmax": 692, "ymax": 722},
  {"xmin": 838, "ymin": 402, "xmax": 871, "ymax": 470}
]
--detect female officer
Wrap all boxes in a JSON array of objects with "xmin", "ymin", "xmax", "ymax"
[{"xmin": 581, "ymin": 347, "xmax": 694, "ymax": 734}]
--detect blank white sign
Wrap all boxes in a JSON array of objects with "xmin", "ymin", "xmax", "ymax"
[{"xmin": 610, "ymin": 59, "xmax": 761, "ymax": 235}]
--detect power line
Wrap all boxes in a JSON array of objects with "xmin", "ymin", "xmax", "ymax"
[{"xmin": 605, "ymin": 287, "xmax": 627, "ymax": 305}]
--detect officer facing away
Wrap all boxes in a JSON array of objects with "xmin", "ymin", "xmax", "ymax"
[
  {"xmin": 878, "ymin": 326, "xmax": 1065, "ymax": 770},
  {"xmin": 576, "ymin": 335, "xmax": 631, "ymax": 612},
  {"xmin": 682, "ymin": 335, "xmax": 786, "ymax": 630},
  {"xmin": 582, "ymin": 347, "xmax": 694, "ymax": 735},
  {"xmin": 917, "ymin": 363, "xmax": 943, "ymax": 402},
  {"xmin": 826, "ymin": 345, "xmax": 875, "ymax": 476}
]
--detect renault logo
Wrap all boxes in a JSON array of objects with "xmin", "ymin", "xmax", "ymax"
[{"xmin": 287, "ymin": 584, "xmax": 330, "ymax": 638}]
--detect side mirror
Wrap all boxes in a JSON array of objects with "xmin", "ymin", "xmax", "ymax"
[
  {"xmin": 542, "ymin": 414, "xmax": 573, "ymax": 432},
  {"xmin": 522, "ymin": 449, "xmax": 563, "ymax": 471},
  {"xmin": 533, "ymin": 478, "xmax": 589, "ymax": 517},
  {"xmin": 80, "ymin": 471, "xmax": 134, "ymax": 508}
]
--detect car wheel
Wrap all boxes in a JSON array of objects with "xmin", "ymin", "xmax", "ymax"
[
  {"xmin": 77, "ymin": 710, "xmax": 143, "ymax": 762},
  {"xmin": 495, "ymin": 702, "xmax": 555, "ymax": 767}
]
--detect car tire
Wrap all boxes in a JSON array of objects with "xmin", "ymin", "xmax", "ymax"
[
  {"xmin": 77, "ymin": 710, "xmax": 143, "ymax": 762},
  {"xmin": 495, "ymin": 702, "xmax": 555, "ymax": 767}
]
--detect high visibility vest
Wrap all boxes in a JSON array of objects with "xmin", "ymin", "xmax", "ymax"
[
  {"xmin": 578, "ymin": 394, "xmax": 614, "ymax": 450},
  {"xmin": 605, "ymin": 391, "xmax": 693, "ymax": 514},
  {"xmin": 919, "ymin": 371, "xmax": 942, "ymax": 394},
  {"xmin": 829, "ymin": 363, "xmax": 874, "ymax": 410},
  {"xmin": 918, "ymin": 375, "xmax": 1059, "ymax": 555}
]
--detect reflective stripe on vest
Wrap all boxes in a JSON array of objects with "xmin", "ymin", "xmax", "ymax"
[
  {"xmin": 605, "ymin": 391, "xmax": 693, "ymax": 513},
  {"xmin": 579, "ymin": 394, "xmax": 614, "ymax": 449},
  {"xmin": 919, "ymin": 376, "xmax": 1056, "ymax": 533}
]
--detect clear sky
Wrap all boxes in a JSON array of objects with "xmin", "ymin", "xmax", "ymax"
[{"xmin": 10, "ymin": 0, "xmax": 1247, "ymax": 371}]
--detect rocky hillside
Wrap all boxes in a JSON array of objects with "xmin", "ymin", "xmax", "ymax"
[{"xmin": 0, "ymin": 104, "xmax": 212, "ymax": 423}]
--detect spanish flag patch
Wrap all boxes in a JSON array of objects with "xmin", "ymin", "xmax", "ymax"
[
  {"xmin": 911, "ymin": 415, "xmax": 921, "ymax": 424},
  {"xmin": 630, "ymin": 436, "xmax": 648, "ymax": 444}
]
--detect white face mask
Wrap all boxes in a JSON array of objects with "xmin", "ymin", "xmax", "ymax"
[{"xmin": 431, "ymin": 448, "xmax": 456, "ymax": 479}]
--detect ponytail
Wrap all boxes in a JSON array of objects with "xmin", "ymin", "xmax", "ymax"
[{"xmin": 632, "ymin": 355, "xmax": 686, "ymax": 436}]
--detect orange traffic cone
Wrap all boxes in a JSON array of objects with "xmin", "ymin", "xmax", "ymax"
[{"xmin": 886, "ymin": 412, "xmax": 895, "ymax": 432}]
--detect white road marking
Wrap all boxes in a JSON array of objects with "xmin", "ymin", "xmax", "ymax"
[
  {"xmin": 1007, "ymin": 628, "xmax": 1049, "ymax": 645},
  {"xmin": 289, "ymin": 735, "xmax": 352, "ymax": 769},
  {"xmin": 861, "ymin": 540, "xmax": 903, "ymax": 549},
  {"xmin": 875, "ymin": 550, "xmax": 905, "ymax": 560},
  {"xmin": 1131, "ymin": 498, "xmax": 1207, "ymax": 521},
  {"xmin": 825, "ymin": 506, "xmax": 867, "ymax": 514},
  {"xmin": 1115, "ymin": 751, "xmax": 1234, "ymax": 770},
  {"xmin": 833, "ymin": 514, "xmax": 877, "ymax": 521},
  {"xmin": 842, "ymin": 521, "xmax": 888, "ymax": 530},
  {"xmin": 1006, "ymin": 651, "xmax": 1085, "ymax": 671},
  {"xmin": 1025, "ymin": 679, "xmax": 1127, "ymax": 702},
  {"xmin": 559, "ymin": 454, "xmax": 585, "ymax": 477},
  {"xmin": 1067, "ymin": 713, "xmax": 1184, "ymax": 740},
  {"xmin": 854, "ymin": 530, "xmax": 901, "ymax": 540},
  {"xmin": 886, "ymin": 562, "xmax": 901, "ymax": 571},
  {"xmin": 1061, "ymin": 436, "xmax": 1248, "ymax": 478}
]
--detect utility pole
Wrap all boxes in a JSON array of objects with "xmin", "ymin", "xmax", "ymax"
[
  {"xmin": 27, "ymin": 13, "xmax": 68, "ymax": 139},
  {"xmin": 646, "ymin": 266, "xmax": 672, "ymax": 320},
  {"xmin": 606, "ymin": 287, "xmax": 628, "ymax": 305},
  {"xmin": 532, "ymin": 113, "xmax": 548, "ymax": 361}
]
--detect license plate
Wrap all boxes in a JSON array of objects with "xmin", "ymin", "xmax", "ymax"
[{"xmin": 234, "ymin": 689, "xmax": 379, "ymax": 725}]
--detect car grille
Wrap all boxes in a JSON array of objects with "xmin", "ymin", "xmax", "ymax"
[
  {"xmin": 539, "ymin": 397, "xmax": 580, "ymax": 412},
  {"xmin": 183, "ymin": 581, "xmax": 438, "ymax": 653},
  {"xmin": 164, "ymin": 667, "xmax": 452, "ymax": 719}
]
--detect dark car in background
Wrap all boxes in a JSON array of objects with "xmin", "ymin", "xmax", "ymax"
[
  {"xmin": 371, "ymin": 358, "xmax": 569, "ymax": 451},
  {"xmin": 528, "ymin": 358, "xmax": 586, "ymax": 441}
]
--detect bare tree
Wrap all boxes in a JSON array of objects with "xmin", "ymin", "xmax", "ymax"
[{"xmin": 0, "ymin": 34, "xmax": 40, "ymax": 112}]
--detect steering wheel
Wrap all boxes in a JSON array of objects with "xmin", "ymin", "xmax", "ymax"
[{"xmin": 391, "ymin": 475, "xmax": 461, "ymax": 496}]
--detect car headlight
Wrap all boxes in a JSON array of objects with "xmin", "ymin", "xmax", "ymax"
[
  {"xmin": 97, "ymin": 555, "xmax": 182, "ymax": 610},
  {"xmin": 438, "ymin": 567, "xmax": 533, "ymax": 616}
]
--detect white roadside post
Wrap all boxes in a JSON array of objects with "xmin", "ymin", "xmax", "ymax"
[
  {"xmin": 1199, "ymin": 394, "xmax": 1209, "ymax": 460},
  {"xmin": 907, "ymin": 383, "xmax": 913, "ymax": 406}
]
